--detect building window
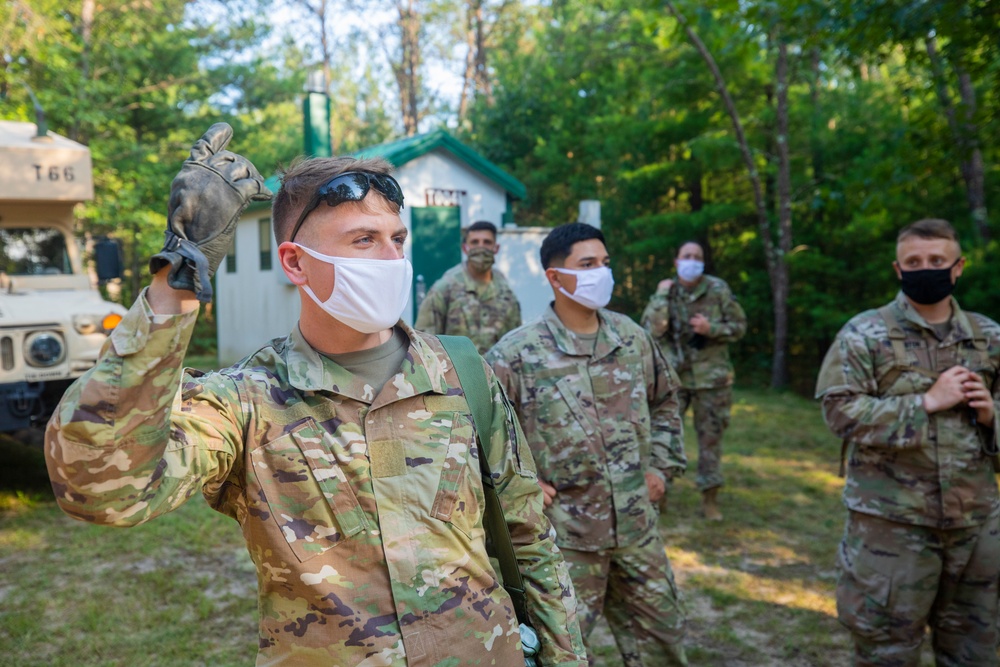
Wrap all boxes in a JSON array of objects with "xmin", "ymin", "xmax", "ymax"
[
  {"xmin": 225, "ymin": 236, "xmax": 236, "ymax": 273},
  {"xmin": 259, "ymin": 218, "xmax": 272, "ymax": 271}
]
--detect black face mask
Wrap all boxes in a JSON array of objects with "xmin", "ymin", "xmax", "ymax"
[{"xmin": 899, "ymin": 259, "xmax": 960, "ymax": 305}]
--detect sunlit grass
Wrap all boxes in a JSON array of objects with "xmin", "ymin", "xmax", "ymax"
[{"xmin": 2, "ymin": 388, "xmax": 870, "ymax": 666}]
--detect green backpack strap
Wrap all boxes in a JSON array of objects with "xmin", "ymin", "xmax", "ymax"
[{"xmin": 437, "ymin": 335, "xmax": 531, "ymax": 628}]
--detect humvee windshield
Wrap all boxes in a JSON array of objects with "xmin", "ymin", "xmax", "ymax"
[{"xmin": 0, "ymin": 227, "xmax": 72, "ymax": 275}]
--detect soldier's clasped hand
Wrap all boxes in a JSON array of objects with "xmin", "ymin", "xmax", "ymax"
[
  {"xmin": 923, "ymin": 366, "xmax": 986, "ymax": 417},
  {"xmin": 689, "ymin": 313, "xmax": 711, "ymax": 335},
  {"xmin": 962, "ymin": 371, "xmax": 994, "ymax": 425},
  {"xmin": 538, "ymin": 480, "xmax": 557, "ymax": 508},
  {"xmin": 644, "ymin": 472, "xmax": 666, "ymax": 503}
]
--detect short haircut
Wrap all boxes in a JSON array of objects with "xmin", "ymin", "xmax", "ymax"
[
  {"xmin": 897, "ymin": 218, "xmax": 960, "ymax": 246},
  {"xmin": 271, "ymin": 155, "xmax": 398, "ymax": 244},
  {"xmin": 540, "ymin": 222, "xmax": 606, "ymax": 269},
  {"xmin": 463, "ymin": 220, "xmax": 497, "ymax": 241},
  {"xmin": 676, "ymin": 240, "xmax": 704, "ymax": 257}
]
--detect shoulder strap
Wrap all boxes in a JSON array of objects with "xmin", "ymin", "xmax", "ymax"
[
  {"xmin": 877, "ymin": 306, "xmax": 940, "ymax": 390},
  {"xmin": 437, "ymin": 335, "xmax": 531, "ymax": 627},
  {"xmin": 965, "ymin": 312, "xmax": 990, "ymax": 368}
]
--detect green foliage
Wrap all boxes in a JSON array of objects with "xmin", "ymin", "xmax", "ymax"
[
  {"xmin": 3, "ymin": 0, "xmax": 998, "ymax": 392},
  {"xmin": 465, "ymin": 0, "xmax": 1000, "ymax": 392}
]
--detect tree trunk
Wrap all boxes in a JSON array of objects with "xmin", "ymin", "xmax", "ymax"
[
  {"xmin": 773, "ymin": 39, "xmax": 792, "ymax": 389},
  {"xmin": 393, "ymin": 0, "xmax": 421, "ymax": 136},
  {"xmin": 808, "ymin": 48, "xmax": 824, "ymax": 189},
  {"xmin": 664, "ymin": 0, "xmax": 789, "ymax": 388},
  {"xmin": 925, "ymin": 36, "xmax": 988, "ymax": 241},
  {"xmin": 73, "ymin": 0, "xmax": 95, "ymax": 143},
  {"xmin": 458, "ymin": 2, "xmax": 477, "ymax": 123},
  {"xmin": 956, "ymin": 68, "xmax": 987, "ymax": 240},
  {"xmin": 294, "ymin": 0, "xmax": 338, "ymax": 150},
  {"xmin": 473, "ymin": 0, "xmax": 492, "ymax": 104}
]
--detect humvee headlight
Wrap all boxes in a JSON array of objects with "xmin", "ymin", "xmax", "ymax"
[
  {"xmin": 73, "ymin": 314, "xmax": 100, "ymax": 335},
  {"xmin": 102, "ymin": 313, "xmax": 123, "ymax": 331},
  {"xmin": 25, "ymin": 332, "xmax": 65, "ymax": 367}
]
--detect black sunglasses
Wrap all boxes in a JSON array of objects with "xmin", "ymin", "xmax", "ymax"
[{"xmin": 289, "ymin": 171, "xmax": 405, "ymax": 242}]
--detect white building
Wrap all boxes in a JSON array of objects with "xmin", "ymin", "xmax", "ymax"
[{"xmin": 215, "ymin": 129, "xmax": 551, "ymax": 365}]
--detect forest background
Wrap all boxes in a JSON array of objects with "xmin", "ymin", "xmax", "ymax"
[{"xmin": 3, "ymin": 0, "xmax": 998, "ymax": 394}]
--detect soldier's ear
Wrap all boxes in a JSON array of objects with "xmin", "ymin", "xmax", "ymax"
[
  {"xmin": 892, "ymin": 260, "xmax": 902, "ymax": 280},
  {"xmin": 278, "ymin": 243, "xmax": 309, "ymax": 286},
  {"xmin": 953, "ymin": 257, "xmax": 965, "ymax": 280}
]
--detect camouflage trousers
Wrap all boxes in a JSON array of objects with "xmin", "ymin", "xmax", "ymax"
[
  {"xmin": 561, "ymin": 521, "xmax": 687, "ymax": 667},
  {"xmin": 837, "ymin": 510, "xmax": 1000, "ymax": 667},
  {"xmin": 678, "ymin": 386, "xmax": 732, "ymax": 491}
]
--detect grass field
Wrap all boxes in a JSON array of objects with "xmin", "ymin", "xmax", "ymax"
[{"xmin": 0, "ymin": 388, "xmax": 882, "ymax": 666}]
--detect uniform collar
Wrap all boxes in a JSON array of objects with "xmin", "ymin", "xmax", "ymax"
[
  {"xmin": 677, "ymin": 276, "xmax": 709, "ymax": 300},
  {"xmin": 461, "ymin": 263, "xmax": 498, "ymax": 294},
  {"xmin": 284, "ymin": 321, "xmax": 449, "ymax": 402},
  {"xmin": 542, "ymin": 303, "xmax": 623, "ymax": 361},
  {"xmin": 892, "ymin": 291, "xmax": 979, "ymax": 344}
]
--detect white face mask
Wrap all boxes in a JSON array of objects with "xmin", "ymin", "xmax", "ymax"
[
  {"xmin": 676, "ymin": 259, "xmax": 704, "ymax": 282},
  {"xmin": 553, "ymin": 266, "xmax": 614, "ymax": 310},
  {"xmin": 295, "ymin": 244, "xmax": 412, "ymax": 334}
]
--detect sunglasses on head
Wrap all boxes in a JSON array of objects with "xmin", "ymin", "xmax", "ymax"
[{"xmin": 289, "ymin": 171, "xmax": 405, "ymax": 242}]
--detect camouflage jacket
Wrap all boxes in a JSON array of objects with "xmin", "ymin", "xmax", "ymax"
[
  {"xmin": 486, "ymin": 305, "xmax": 687, "ymax": 552},
  {"xmin": 415, "ymin": 263, "xmax": 521, "ymax": 354},
  {"xmin": 45, "ymin": 290, "xmax": 587, "ymax": 667},
  {"xmin": 815, "ymin": 292, "xmax": 1000, "ymax": 529},
  {"xmin": 641, "ymin": 274, "xmax": 747, "ymax": 389}
]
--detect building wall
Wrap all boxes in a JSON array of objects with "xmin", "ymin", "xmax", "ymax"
[
  {"xmin": 216, "ymin": 215, "xmax": 299, "ymax": 365},
  {"xmin": 216, "ymin": 149, "xmax": 515, "ymax": 364},
  {"xmin": 395, "ymin": 149, "xmax": 509, "ymax": 230},
  {"xmin": 495, "ymin": 227, "xmax": 550, "ymax": 324}
]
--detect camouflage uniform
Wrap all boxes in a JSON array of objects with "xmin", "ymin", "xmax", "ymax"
[
  {"xmin": 487, "ymin": 306, "xmax": 688, "ymax": 667},
  {"xmin": 641, "ymin": 275, "xmax": 746, "ymax": 491},
  {"xmin": 816, "ymin": 292, "xmax": 1000, "ymax": 666},
  {"xmin": 415, "ymin": 263, "xmax": 521, "ymax": 354},
  {"xmin": 45, "ymin": 290, "xmax": 588, "ymax": 667}
]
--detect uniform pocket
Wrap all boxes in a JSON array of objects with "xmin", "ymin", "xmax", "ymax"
[
  {"xmin": 250, "ymin": 418, "xmax": 368, "ymax": 563},
  {"xmin": 429, "ymin": 412, "xmax": 483, "ymax": 541},
  {"xmin": 835, "ymin": 539, "xmax": 892, "ymax": 639}
]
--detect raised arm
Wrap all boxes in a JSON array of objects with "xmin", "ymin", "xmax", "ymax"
[
  {"xmin": 45, "ymin": 123, "xmax": 270, "ymax": 526},
  {"xmin": 640, "ymin": 286, "xmax": 672, "ymax": 339},
  {"xmin": 709, "ymin": 284, "xmax": 747, "ymax": 343}
]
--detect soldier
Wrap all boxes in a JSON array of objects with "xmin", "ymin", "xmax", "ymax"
[
  {"xmin": 486, "ymin": 223, "xmax": 688, "ymax": 666},
  {"xmin": 815, "ymin": 218, "xmax": 1000, "ymax": 666},
  {"xmin": 640, "ymin": 240, "xmax": 746, "ymax": 521},
  {"xmin": 44, "ymin": 125, "xmax": 588, "ymax": 667},
  {"xmin": 415, "ymin": 220, "xmax": 521, "ymax": 354}
]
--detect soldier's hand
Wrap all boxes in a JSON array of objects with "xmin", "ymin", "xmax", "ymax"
[
  {"xmin": 962, "ymin": 372, "xmax": 995, "ymax": 425},
  {"xmin": 923, "ymin": 366, "xmax": 973, "ymax": 414},
  {"xmin": 690, "ymin": 313, "xmax": 711, "ymax": 335},
  {"xmin": 658, "ymin": 279, "xmax": 674, "ymax": 292},
  {"xmin": 149, "ymin": 123, "xmax": 272, "ymax": 303},
  {"xmin": 644, "ymin": 472, "xmax": 666, "ymax": 502},
  {"xmin": 538, "ymin": 480, "xmax": 557, "ymax": 508}
]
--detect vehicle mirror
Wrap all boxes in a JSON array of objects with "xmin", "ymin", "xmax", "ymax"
[{"xmin": 94, "ymin": 238, "xmax": 124, "ymax": 282}]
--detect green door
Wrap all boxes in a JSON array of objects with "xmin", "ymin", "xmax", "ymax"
[{"xmin": 410, "ymin": 206, "xmax": 462, "ymax": 319}]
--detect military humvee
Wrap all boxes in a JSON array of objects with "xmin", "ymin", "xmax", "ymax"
[{"xmin": 0, "ymin": 120, "xmax": 125, "ymax": 431}]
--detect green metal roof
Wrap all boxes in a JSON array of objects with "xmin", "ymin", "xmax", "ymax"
[
  {"xmin": 246, "ymin": 128, "xmax": 526, "ymax": 214},
  {"xmin": 357, "ymin": 128, "xmax": 527, "ymax": 200}
]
